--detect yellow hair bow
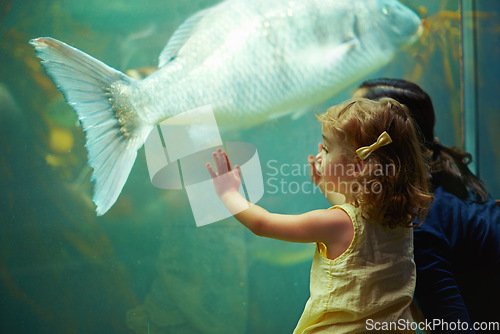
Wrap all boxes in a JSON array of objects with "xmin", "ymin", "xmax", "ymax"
[{"xmin": 356, "ymin": 131, "xmax": 393, "ymax": 160}]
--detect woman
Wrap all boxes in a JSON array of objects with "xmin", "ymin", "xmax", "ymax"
[{"xmin": 353, "ymin": 78, "xmax": 500, "ymax": 333}]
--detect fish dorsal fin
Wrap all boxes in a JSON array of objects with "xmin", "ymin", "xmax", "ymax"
[{"xmin": 158, "ymin": 8, "xmax": 212, "ymax": 67}]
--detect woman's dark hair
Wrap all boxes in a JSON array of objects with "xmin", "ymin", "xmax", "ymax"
[{"xmin": 357, "ymin": 78, "xmax": 488, "ymax": 202}]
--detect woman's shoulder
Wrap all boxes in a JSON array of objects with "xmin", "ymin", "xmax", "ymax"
[{"xmin": 432, "ymin": 186, "xmax": 498, "ymax": 217}]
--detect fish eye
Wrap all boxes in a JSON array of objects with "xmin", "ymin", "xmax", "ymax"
[{"xmin": 382, "ymin": 5, "xmax": 391, "ymax": 16}]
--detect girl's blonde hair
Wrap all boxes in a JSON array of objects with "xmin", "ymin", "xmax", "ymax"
[{"xmin": 318, "ymin": 98, "xmax": 433, "ymax": 228}]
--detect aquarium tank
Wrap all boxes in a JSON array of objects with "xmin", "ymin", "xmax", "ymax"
[{"xmin": 1, "ymin": 0, "xmax": 499, "ymax": 333}]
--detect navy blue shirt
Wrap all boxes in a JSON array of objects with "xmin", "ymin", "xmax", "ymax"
[{"xmin": 414, "ymin": 186, "xmax": 500, "ymax": 333}]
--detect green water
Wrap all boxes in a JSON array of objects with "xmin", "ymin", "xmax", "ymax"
[{"xmin": 1, "ymin": 0, "xmax": 499, "ymax": 333}]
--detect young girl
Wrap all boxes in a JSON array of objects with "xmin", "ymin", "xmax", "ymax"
[
  {"xmin": 355, "ymin": 78, "xmax": 500, "ymax": 331},
  {"xmin": 206, "ymin": 98, "xmax": 432, "ymax": 333}
]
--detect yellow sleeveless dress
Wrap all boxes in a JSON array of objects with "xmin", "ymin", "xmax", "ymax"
[{"xmin": 293, "ymin": 203, "xmax": 415, "ymax": 334}]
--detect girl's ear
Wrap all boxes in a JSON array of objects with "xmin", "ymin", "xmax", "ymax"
[{"xmin": 353, "ymin": 156, "xmax": 366, "ymax": 177}]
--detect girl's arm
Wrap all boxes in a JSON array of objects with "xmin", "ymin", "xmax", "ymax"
[{"xmin": 206, "ymin": 150, "xmax": 352, "ymax": 245}]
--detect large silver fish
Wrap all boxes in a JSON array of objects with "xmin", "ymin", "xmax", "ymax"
[{"xmin": 30, "ymin": 0, "xmax": 422, "ymax": 215}]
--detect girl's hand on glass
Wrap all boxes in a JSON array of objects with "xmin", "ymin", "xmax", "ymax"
[
  {"xmin": 206, "ymin": 149, "xmax": 242, "ymax": 198},
  {"xmin": 309, "ymin": 143, "xmax": 323, "ymax": 186}
]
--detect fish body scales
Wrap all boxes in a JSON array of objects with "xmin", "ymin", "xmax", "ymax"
[{"xmin": 135, "ymin": 0, "xmax": 392, "ymax": 126}]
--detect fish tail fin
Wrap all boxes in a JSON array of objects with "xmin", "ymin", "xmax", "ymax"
[{"xmin": 30, "ymin": 37, "xmax": 152, "ymax": 216}]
